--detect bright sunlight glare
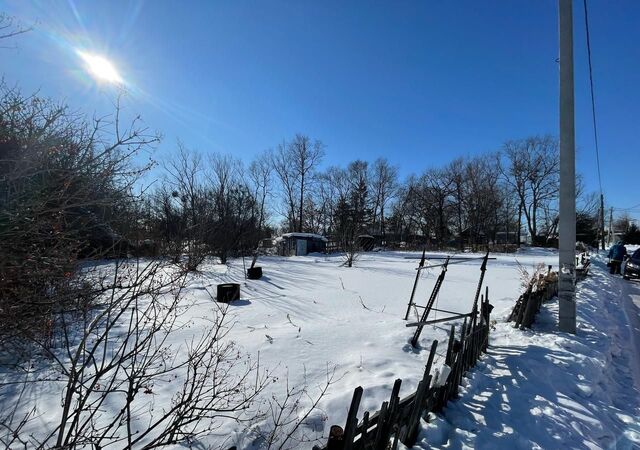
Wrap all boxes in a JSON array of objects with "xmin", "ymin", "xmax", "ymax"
[{"xmin": 77, "ymin": 51, "xmax": 123, "ymax": 85}]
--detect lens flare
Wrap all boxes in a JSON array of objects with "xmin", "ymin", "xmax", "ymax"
[{"xmin": 77, "ymin": 51, "xmax": 123, "ymax": 84}]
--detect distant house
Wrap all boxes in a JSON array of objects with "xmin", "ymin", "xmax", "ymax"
[
  {"xmin": 259, "ymin": 237, "xmax": 276, "ymax": 249},
  {"xmin": 495, "ymin": 231, "xmax": 519, "ymax": 245},
  {"xmin": 275, "ymin": 233, "xmax": 328, "ymax": 256}
]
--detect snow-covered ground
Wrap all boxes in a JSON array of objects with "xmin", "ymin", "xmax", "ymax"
[
  {"xmin": 4, "ymin": 248, "xmax": 639, "ymax": 449},
  {"xmin": 193, "ymin": 249, "xmax": 557, "ymax": 446},
  {"xmin": 413, "ymin": 252, "xmax": 640, "ymax": 450}
]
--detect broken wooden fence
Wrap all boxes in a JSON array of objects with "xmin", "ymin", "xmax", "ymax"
[
  {"xmin": 407, "ymin": 251, "xmax": 489, "ymax": 348},
  {"xmin": 575, "ymin": 253, "xmax": 591, "ymax": 280},
  {"xmin": 313, "ymin": 296, "xmax": 493, "ymax": 450},
  {"xmin": 508, "ymin": 265, "xmax": 558, "ymax": 329}
]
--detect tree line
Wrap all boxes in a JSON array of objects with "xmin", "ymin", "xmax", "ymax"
[
  {"xmin": 1, "ymin": 83, "xmax": 605, "ymax": 287},
  {"xmin": 144, "ymin": 132, "xmax": 587, "ymax": 263}
]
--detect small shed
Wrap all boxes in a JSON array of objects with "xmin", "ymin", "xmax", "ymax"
[
  {"xmin": 275, "ymin": 233, "xmax": 328, "ymax": 256},
  {"xmin": 357, "ymin": 234, "xmax": 376, "ymax": 251}
]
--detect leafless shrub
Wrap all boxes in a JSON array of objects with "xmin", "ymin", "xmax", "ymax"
[
  {"xmin": 257, "ymin": 366, "xmax": 338, "ymax": 450},
  {"xmin": 0, "ymin": 85, "xmax": 276, "ymax": 448},
  {"xmin": 516, "ymin": 261, "xmax": 547, "ymax": 292},
  {"xmin": 0, "ymin": 83, "xmax": 158, "ymax": 351},
  {"xmin": 0, "ymin": 262, "xmax": 271, "ymax": 448},
  {"xmin": 341, "ymin": 238, "xmax": 361, "ymax": 268}
]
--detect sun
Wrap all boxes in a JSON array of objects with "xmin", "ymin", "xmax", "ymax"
[{"xmin": 77, "ymin": 51, "xmax": 123, "ymax": 85}]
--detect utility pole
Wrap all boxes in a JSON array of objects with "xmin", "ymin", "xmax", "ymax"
[
  {"xmin": 600, "ymin": 194, "xmax": 606, "ymax": 250},
  {"xmin": 558, "ymin": 0, "xmax": 576, "ymax": 334},
  {"xmin": 608, "ymin": 207, "xmax": 613, "ymax": 244}
]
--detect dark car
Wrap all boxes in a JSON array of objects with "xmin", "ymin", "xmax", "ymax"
[{"xmin": 623, "ymin": 249, "xmax": 640, "ymax": 280}]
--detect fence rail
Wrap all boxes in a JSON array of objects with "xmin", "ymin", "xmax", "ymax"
[{"xmin": 313, "ymin": 296, "xmax": 493, "ymax": 450}]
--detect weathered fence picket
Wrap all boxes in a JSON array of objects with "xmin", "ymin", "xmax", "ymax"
[
  {"xmin": 404, "ymin": 248, "xmax": 427, "ymax": 320},
  {"xmin": 314, "ymin": 299, "xmax": 492, "ymax": 450},
  {"xmin": 343, "ymin": 386, "xmax": 363, "ymax": 450}
]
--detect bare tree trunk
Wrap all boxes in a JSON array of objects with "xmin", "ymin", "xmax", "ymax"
[
  {"xmin": 517, "ymin": 202, "xmax": 523, "ymax": 247},
  {"xmin": 457, "ymin": 199, "xmax": 464, "ymax": 251},
  {"xmin": 299, "ymin": 171, "xmax": 304, "ymax": 232},
  {"xmin": 532, "ymin": 199, "xmax": 538, "ymax": 245}
]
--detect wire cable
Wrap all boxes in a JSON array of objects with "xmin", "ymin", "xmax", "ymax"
[
  {"xmin": 613, "ymin": 202, "xmax": 640, "ymax": 212},
  {"xmin": 583, "ymin": 0, "xmax": 604, "ymax": 195}
]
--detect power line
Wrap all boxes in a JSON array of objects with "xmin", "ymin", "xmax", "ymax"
[
  {"xmin": 583, "ymin": 0, "xmax": 603, "ymax": 195},
  {"xmin": 612, "ymin": 202, "xmax": 640, "ymax": 212}
]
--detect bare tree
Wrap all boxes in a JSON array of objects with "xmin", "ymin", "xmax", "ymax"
[
  {"xmin": 291, "ymin": 135, "xmax": 324, "ymax": 232},
  {"xmin": 464, "ymin": 155, "xmax": 502, "ymax": 249},
  {"xmin": 446, "ymin": 158, "xmax": 467, "ymax": 250},
  {"xmin": 148, "ymin": 185, "xmax": 185, "ymax": 262},
  {"xmin": 312, "ymin": 166, "xmax": 350, "ymax": 236},
  {"xmin": 422, "ymin": 168, "xmax": 454, "ymax": 245},
  {"xmin": 614, "ymin": 213, "xmax": 632, "ymax": 236},
  {"xmin": 329, "ymin": 161, "xmax": 371, "ymax": 266},
  {"xmin": 164, "ymin": 145, "xmax": 207, "ymax": 271},
  {"xmin": 271, "ymin": 140, "xmax": 299, "ymax": 231},
  {"xmin": 249, "ymin": 150, "xmax": 274, "ymax": 234},
  {"xmin": 369, "ymin": 158, "xmax": 398, "ymax": 239},
  {"xmin": 499, "ymin": 136, "xmax": 559, "ymax": 246},
  {"xmin": 271, "ymin": 135, "xmax": 324, "ymax": 232},
  {"xmin": 334, "ymin": 196, "xmax": 360, "ymax": 267},
  {"xmin": 312, "ymin": 175, "xmax": 335, "ymax": 235},
  {"xmin": 0, "ymin": 13, "xmax": 30, "ymax": 46},
  {"xmin": 346, "ymin": 160, "xmax": 371, "ymax": 231},
  {"xmin": 387, "ymin": 182, "xmax": 416, "ymax": 247},
  {"xmin": 205, "ymin": 153, "xmax": 258, "ymax": 263}
]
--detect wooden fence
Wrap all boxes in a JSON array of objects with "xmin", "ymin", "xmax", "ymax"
[
  {"xmin": 312, "ymin": 296, "xmax": 493, "ymax": 450},
  {"xmin": 507, "ymin": 266, "xmax": 559, "ymax": 329},
  {"xmin": 509, "ymin": 253, "xmax": 592, "ymax": 329},
  {"xmin": 575, "ymin": 253, "xmax": 591, "ymax": 280}
]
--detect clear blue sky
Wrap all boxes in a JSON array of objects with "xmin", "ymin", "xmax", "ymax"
[{"xmin": 1, "ymin": 0, "xmax": 638, "ymax": 218}]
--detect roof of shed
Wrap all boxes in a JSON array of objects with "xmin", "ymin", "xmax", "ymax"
[{"xmin": 275, "ymin": 232, "xmax": 328, "ymax": 242}]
